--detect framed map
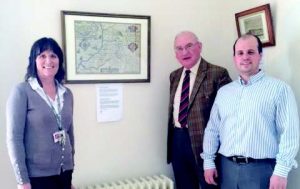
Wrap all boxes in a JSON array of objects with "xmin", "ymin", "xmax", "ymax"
[{"xmin": 61, "ymin": 11, "xmax": 151, "ymax": 83}]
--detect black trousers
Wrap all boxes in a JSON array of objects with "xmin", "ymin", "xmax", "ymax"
[
  {"xmin": 30, "ymin": 170, "xmax": 73, "ymax": 189},
  {"xmin": 171, "ymin": 127, "xmax": 218, "ymax": 189}
]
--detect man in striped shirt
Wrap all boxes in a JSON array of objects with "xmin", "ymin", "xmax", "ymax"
[{"xmin": 201, "ymin": 34, "xmax": 299, "ymax": 189}]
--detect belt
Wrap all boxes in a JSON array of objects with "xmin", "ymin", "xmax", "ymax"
[{"xmin": 226, "ymin": 155, "xmax": 275, "ymax": 165}]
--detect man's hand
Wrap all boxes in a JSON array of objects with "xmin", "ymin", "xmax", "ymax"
[
  {"xmin": 17, "ymin": 183, "xmax": 31, "ymax": 189},
  {"xmin": 204, "ymin": 168, "xmax": 218, "ymax": 185},
  {"xmin": 269, "ymin": 175, "xmax": 287, "ymax": 189}
]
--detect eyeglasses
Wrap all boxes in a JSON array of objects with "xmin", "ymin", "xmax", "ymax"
[{"xmin": 175, "ymin": 42, "xmax": 197, "ymax": 52}]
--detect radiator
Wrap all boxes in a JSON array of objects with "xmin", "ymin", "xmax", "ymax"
[{"xmin": 77, "ymin": 174, "xmax": 174, "ymax": 189}]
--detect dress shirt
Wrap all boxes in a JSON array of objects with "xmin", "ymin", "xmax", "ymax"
[
  {"xmin": 173, "ymin": 58, "xmax": 201, "ymax": 128},
  {"xmin": 201, "ymin": 71, "xmax": 299, "ymax": 177}
]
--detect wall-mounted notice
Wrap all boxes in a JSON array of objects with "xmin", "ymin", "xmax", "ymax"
[{"xmin": 96, "ymin": 84, "xmax": 123, "ymax": 123}]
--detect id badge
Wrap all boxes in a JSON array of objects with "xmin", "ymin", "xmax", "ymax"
[{"xmin": 53, "ymin": 130, "xmax": 66, "ymax": 145}]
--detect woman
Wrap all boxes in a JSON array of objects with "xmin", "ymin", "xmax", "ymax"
[{"xmin": 6, "ymin": 37, "xmax": 75, "ymax": 189}]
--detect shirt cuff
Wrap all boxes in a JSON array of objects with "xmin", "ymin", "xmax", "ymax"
[
  {"xmin": 273, "ymin": 163, "xmax": 291, "ymax": 178},
  {"xmin": 203, "ymin": 159, "xmax": 216, "ymax": 170}
]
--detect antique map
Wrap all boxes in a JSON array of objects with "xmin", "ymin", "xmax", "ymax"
[{"xmin": 74, "ymin": 21, "xmax": 141, "ymax": 74}]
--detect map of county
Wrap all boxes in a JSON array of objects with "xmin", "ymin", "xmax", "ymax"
[{"xmin": 74, "ymin": 20, "xmax": 141, "ymax": 74}]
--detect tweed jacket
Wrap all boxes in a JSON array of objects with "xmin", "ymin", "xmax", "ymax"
[{"xmin": 167, "ymin": 58, "xmax": 231, "ymax": 165}]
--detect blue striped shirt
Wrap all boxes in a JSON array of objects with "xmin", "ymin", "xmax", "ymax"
[{"xmin": 201, "ymin": 71, "xmax": 299, "ymax": 177}]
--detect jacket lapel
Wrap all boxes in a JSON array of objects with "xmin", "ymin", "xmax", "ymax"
[
  {"xmin": 189, "ymin": 59, "xmax": 208, "ymax": 107},
  {"xmin": 170, "ymin": 68, "xmax": 183, "ymax": 106}
]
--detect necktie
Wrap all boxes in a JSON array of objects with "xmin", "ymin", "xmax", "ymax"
[{"xmin": 178, "ymin": 70, "xmax": 191, "ymax": 128}]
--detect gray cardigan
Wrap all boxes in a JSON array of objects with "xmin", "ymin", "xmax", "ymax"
[{"xmin": 6, "ymin": 82, "xmax": 74, "ymax": 184}]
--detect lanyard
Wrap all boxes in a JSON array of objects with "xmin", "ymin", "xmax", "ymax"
[{"xmin": 44, "ymin": 85, "xmax": 62, "ymax": 131}]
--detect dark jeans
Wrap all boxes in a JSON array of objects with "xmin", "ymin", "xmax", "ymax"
[
  {"xmin": 30, "ymin": 170, "xmax": 73, "ymax": 189},
  {"xmin": 219, "ymin": 155, "xmax": 275, "ymax": 189},
  {"xmin": 172, "ymin": 127, "xmax": 218, "ymax": 189}
]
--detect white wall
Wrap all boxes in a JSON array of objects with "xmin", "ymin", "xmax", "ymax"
[{"xmin": 1, "ymin": 0, "xmax": 300, "ymax": 188}]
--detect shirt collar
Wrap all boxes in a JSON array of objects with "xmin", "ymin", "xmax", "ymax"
[
  {"xmin": 238, "ymin": 70, "xmax": 265, "ymax": 86},
  {"xmin": 183, "ymin": 57, "xmax": 201, "ymax": 75},
  {"xmin": 28, "ymin": 77, "xmax": 66, "ymax": 96}
]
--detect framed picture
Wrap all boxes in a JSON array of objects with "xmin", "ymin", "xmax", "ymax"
[
  {"xmin": 61, "ymin": 11, "xmax": 151, "ymax": 83},
  {"xmin": 235, "ymin": 4, "xmax": 275, "ymax": 47}
]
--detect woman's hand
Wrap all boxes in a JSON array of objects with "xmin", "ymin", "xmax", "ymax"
[{"xmin": 17, "ymin": 183, "xmax": 31, "ymax": 189}]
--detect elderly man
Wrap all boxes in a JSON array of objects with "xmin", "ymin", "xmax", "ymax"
[{"xmin": 167, "ymin": 31, "xmax": 231, "ymax": 189}]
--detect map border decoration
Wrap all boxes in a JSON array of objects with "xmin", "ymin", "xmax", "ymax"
[
  {"xmin": 61, "ymin": 10, "xmax": 151, "ymax": 83},
  {"xmin": 235, "ymin": 4, "xmax": 275, "ymax": 47}
]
